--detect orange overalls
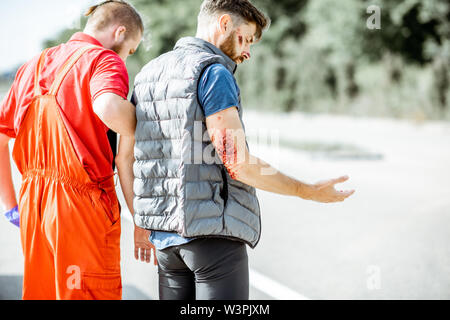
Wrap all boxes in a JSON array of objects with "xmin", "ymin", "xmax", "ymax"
[{"xmin": 12, "ymin": 46, "xmax": 122, "ymax": 300}]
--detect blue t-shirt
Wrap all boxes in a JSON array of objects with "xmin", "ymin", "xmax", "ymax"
[{"xmin": 149, "ymin": 63, "xmax": 239, "ymax": 250}]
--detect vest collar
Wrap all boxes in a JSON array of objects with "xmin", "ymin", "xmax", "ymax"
[{"xmin": 174, "ymin": 37, "xmax": 237, "ymax": 74}]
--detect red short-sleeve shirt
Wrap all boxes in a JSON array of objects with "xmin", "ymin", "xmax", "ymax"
[{"xmin": 0, "ymin": 32, "xmax": 129, "ymax": 182}]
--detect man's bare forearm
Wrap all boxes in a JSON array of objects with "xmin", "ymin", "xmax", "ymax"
[
  {"xmin": 208, "ymin": 123, "xmax": 312, "ymax": 199},
  {"xmin": 233, "ymin": 154, "xmax": 313, "ymax": 200},
  {"xmin": 116, "ymin": 135, "xmax": 136, "ymax": 216},
  {"xmin": 206, "ymin": 108, "xmax": 354, "ymax": 204},
  {"xmin": 0, "ymin": 136, "xmax": 17, "ymax": 211}
]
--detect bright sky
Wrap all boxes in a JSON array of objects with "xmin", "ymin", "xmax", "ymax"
[{"xmin": 0, "ymin": 0, "xmax": 97, "ymax": 73}]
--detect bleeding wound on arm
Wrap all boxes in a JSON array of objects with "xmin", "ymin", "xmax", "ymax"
[{"xmin": 211, "ymin": 128, "xmax": 239, "ymax": 180}]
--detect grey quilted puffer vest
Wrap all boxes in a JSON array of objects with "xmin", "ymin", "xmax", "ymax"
[{"xmin": 132, "ymin": 37, "xmax": 261, "ymax": 248}]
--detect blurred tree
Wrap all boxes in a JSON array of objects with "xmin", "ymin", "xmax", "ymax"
[
  {"xmin": 291, "ymin": 0, "xmax": 365, "ymax": 104},
  {"xmin": 254, "ymin": 0, "xmax": 308, "ymax": 111},
  {"xmin": 361, "ymin": 0, "xmax": 446, "ymax": 64},
  {"xmin": 360, "ymin": 0, "xmax": 450, "ymax": 111},
  {"xmin": 41, "ymin": 0, "xmax": 450, "ymax": 118}
]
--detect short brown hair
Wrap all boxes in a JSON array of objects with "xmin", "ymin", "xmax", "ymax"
[
  {"xmin": 85, "ymin": 0, "xmax": 144, "ymax": 37},
  {"xmin": 199, "ymin": 0, "xmax": 270, "ymax": 41}
]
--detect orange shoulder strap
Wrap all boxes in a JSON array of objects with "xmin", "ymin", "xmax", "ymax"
[{"xmin": 48, "ymin": 45, "xmax": 98, "ymax": 96}]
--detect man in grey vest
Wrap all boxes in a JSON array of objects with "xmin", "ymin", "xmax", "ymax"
[{"xmin": 117, "ymin": 0, "xmax": 355, "ymax": 300}]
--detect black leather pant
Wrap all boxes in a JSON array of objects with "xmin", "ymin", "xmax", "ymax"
[{"xmin": 156, "ymin": 237, "xmax": 249, "ymax": 300}]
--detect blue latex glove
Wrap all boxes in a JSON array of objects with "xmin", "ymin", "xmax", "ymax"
[{"xmin": 4, "ymin": 205, "xmax": 19, "ymax": 227}]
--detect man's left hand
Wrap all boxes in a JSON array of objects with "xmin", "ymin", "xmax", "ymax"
[{"xmin": 134, "ymin": 225, "xmax": 158, "ymax": 265}]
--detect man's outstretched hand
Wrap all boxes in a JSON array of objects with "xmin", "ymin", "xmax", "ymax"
[
  {"xmin": 307, "ymin": 175, "xmax": 355, "ymax": 203},
  {"xmin": 134, "ymin": 225, "xmax": 158, "ymax": 265}
]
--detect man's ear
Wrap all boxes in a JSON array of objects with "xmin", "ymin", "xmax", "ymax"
[
  {"xmin": 217, "ymin": 14, "xmax": 233, "ymax": 35},
  {"xmin": 114, "ymin": 25, "xmax": 127, "ymax": 42}
]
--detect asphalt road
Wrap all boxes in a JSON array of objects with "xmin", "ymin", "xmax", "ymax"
[{"xmin": 1, "ymin": 110, "xmax": 449, "ymax": 299}]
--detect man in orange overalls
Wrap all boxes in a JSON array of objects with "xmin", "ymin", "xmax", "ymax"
[{"xmin": 0, "ymin": 1, "xmax": 143, "ymax": 300}]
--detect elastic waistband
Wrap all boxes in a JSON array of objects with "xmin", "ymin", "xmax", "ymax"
[
  {"xmin": 97, "ymin": 175, "xmax": 116, "ymax": 193},
  {"xmin": 23, "ymin": 169, "xmax": 115, "ymax": 194}
]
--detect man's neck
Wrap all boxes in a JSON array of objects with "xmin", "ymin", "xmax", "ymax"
[
  {"xmin": 195, "ymin": 28, "xmax": 220, "ymax": 49},
  {"xmin": 83, "ymin": 28, "xmax": 108, "ymax": 48}
]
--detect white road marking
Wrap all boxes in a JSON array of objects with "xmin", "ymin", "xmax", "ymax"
[
  {"xmin": 121, "ymin": 210, "xmax": 310, "ymax": 300},
  {"xmin": 249, "ymin": 268, "xmax": 310, "ymax": 300}
]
